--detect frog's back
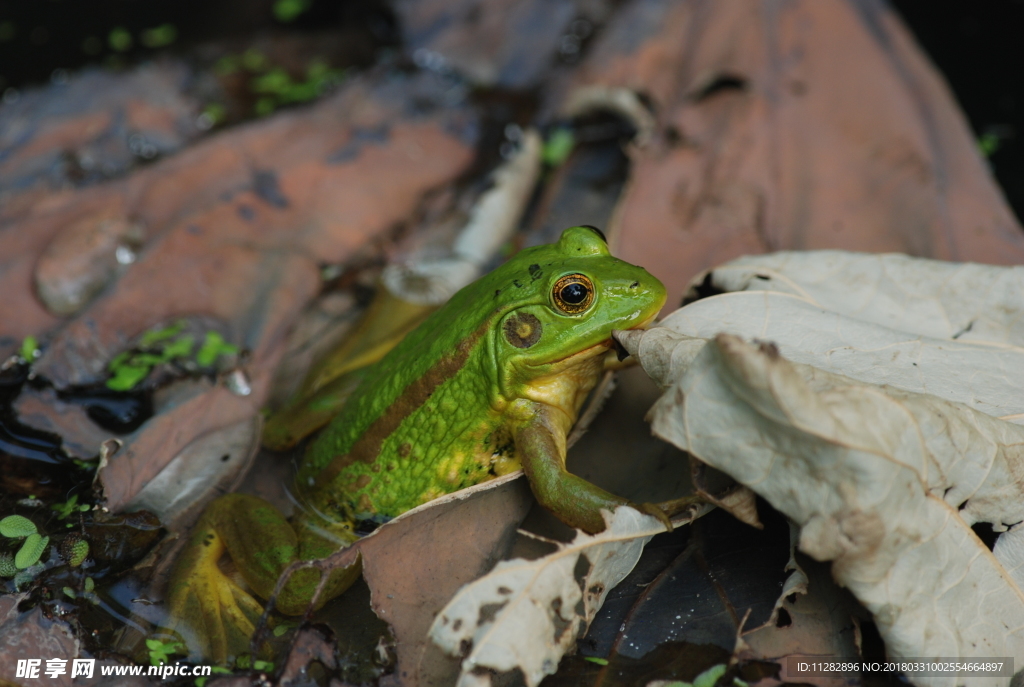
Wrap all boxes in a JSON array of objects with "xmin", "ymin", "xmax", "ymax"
[{"xmin": 297, "ymin": 253, "xmax": 537, "ymax": 518}]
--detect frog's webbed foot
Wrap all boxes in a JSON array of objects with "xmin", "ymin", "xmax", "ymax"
[
  {"xmin": 163, "ymin": 523, "xmax": 265, "ymax": 663},
  {"xmin": 162, "ymin": 494, "xmax": 362, "ymax": 663}
]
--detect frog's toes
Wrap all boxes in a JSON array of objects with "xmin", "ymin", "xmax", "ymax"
[
  {"xmin": 634, "ymin": 501, "xmax": 675, "ymax": 532},
  {"xmin": 165, "ymin": 566, "xmax": 265, "ymax": 663}
]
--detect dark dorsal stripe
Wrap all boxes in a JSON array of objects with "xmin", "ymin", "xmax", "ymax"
[{"xmin": 314, "ymin": 320, "xmax": 489, "ymax": 488}]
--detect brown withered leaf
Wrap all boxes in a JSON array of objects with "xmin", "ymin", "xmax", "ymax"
[
  {"xmin": 1, "ymin": 70, "xmax": 475, "ymax": 368},
  {"xmin": 365, "ymin": 474, "xmax": 535, "ymax": 687},
  {"xmin": 0, "ymin": 60, "xmax": 204, "ymax": 211},
  {"xmin": 558, "ymin": 0, "xmax": 1024, "ymax": 306},
  {"xmin": 13, "ymin": 387, "xmax": 112, "ymax": 459},
  {"xmin": 738, "ymin": 556, "xmax": 865, "ymax": 687},
  {"xmin": 30, "ymin": 72, "xmax": 476, "ymax": 385},
  {"xmin": 97, "ymin": 384, "xmax": 259, "ymax": 514},
  {"xmin": 393, "ymin": 0, "xmax": 608, "ymax": 89},
  {"xmin": 0, "ymin": 594, "xmax": 79, "ymax": 687},
  {"xmin": 263, "ymin": 474, "xmax": 534, "ymax": 687}
]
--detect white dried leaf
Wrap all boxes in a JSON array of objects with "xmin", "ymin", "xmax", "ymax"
[
  {"xmin": 640, "ymin": 292, "xmax": 1024, "ymax": 423},
  {"xmin": 637, "ymin": 333, "xmax": 1024, "ymax": 680},
  {"xmin": 429, "ymin": 507, "xmax": 666, "ymax": 687},
  {"xmin": 691, "ymin": 251, "xmax": 1024, "ymax": 344},
  {"xmin": 993, "ymin": 528, "xmax": 1024, "ymax": 592}
]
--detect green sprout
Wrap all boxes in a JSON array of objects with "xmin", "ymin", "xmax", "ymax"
[
  {"xmin": 234, "ymin": 655, "xmax": 274, "ymax": 672},
  {"xmin": 251, "ymin": 67, "xmax": 291, "ymax": 95},
  {"xmin": 241, "ymin": 49, "xmax": 268, "ymax": 72},
  {"xmin": 108, "ymin": 27, "xmax": 133, "ymax": 52},
  {"xmin": 979, "ymin": 132, "xmax": 1002, "ymax": 157},
  {"xmin": 51, "ymin": 495, "xmax": 91, "ymax": 520},
  {"xmin": 216, "ymin": 48, "xmax": 343, "ymax": 118},
  {"xmin": 584, "ymin": 657, "xmax": 609, "ymax": 666},
  {"xmin": 140, "ymin": 24, "xmax": 177, "ymax": 48},
  {"xmin": 147, "ymin": 638, "xmax": 185, "ymax": 666},
  {"xmin": 71, "ymin": 457, "xmax": 97, "ymax": 471},
  {"xmin": 63, "ymin": 576, "xmax": 98, "ymax": 603},
  {"xmin": 196, "ymin": 667, "xmax": 233, "ymax": 687},
  {"xmin": 197, "ymin": 332, "xmax": 239, "ymax": 366},
  {"xmin": 663, "ymin": 663, "xmax": 729, "ymax": 687},
  {"xmin": 273, "ymin": 0, "xmax": 311, "ymax": 22},
  {"xmin": 140, "ymin": 320, "xmax": 186, "ymax": 346},
  {"xmin": 19, "ymin": 336, "xmax": 38, "ymax": 362},
  {"xmin": 201, "ymin": 103, "xmax": 227, "ymax": 126},
  {"xmin": 272, "ymin": 620, "xmax": 298, "ymax": 637},
  {"xmin": 542, "ymin": 127, "xmax": 576, "ymax": 166}
]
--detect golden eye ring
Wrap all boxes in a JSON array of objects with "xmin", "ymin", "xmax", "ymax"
[{"xmin": 552, "ymin": 273, "xmax": 595, "ymax": 314}]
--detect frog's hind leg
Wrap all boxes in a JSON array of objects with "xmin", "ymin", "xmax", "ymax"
[
  {"xmin": 163, "ymin": 493, "xmax": 357, "ymax": 663},
  {"xmin": 163, "ymin": 495, "xmax": 269, "ymax": 662}
]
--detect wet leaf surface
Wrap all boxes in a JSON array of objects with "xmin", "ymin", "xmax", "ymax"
[
  {"xmin": 0, "ymin": 593, "xmax": 79, "ymax": 687},
  {"xmin": 608, "ymin": 504, "xmax": 790, "ymax": 660}
]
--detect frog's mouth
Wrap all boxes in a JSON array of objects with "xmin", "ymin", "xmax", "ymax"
[
  {"xmin": 552, "ymin": 312, "xmax": 658, "ymax": 367},
  {"xmin": 608, "ymin": 311, "xmax": 658, "ymax": 360}
]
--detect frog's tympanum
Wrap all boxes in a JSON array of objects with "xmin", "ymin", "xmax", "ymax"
[{"xmin": 164, "ymin": 226, "xmax": 669, "ymax": 661}]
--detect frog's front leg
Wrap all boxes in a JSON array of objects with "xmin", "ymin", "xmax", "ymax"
[
  {"xmin": 163, "ymin": 493, "xmax": 359, "ymax": 663},
  {"xmin": 515, "ymin": 402, "xmax": 676, "ymax": 534}
]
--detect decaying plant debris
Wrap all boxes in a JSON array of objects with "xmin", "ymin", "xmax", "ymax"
[
  {"xmin": 617, "ymin": 251, "xmax": 1024, "ymax": 686},
  {"xmin": 3, "ymin": 0, "xmax": 1024, "ymax": 685}
]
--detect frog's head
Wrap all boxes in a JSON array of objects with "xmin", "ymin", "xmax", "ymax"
[{"xmin": 488, "ymin": 225, "xmax": 666, "ymax": 395}]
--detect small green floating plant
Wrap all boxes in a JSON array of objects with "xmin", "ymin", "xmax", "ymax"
[
  {"xmin": 146, "ymin": 637, "xmax": 185, "ymax": 666},
  {"xmin": 212, "ymin": 48, "xmax": 346, "ymax": 118},
  {"xmin": 106, "ymin": 321, "xmax": 239, "ymax": 391},
  {"xmin": 0, "ymin": 515, "xmax": 50, "ymax": 574}
]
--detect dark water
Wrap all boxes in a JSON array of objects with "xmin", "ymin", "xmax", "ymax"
[
  {"xmin": 890, "ymin": 0, "xmax": 1024, "ymax": 221},
  {"xmin": 0, "ymin": 0, "xmax": 395, "ymax": 89}
]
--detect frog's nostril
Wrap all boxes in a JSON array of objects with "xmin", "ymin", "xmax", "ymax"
[{"xmin": 630, "ymin": 281, "xmax": 639, "ymax": 289}]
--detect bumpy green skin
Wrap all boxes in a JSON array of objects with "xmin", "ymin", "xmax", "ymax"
[
  {"xmin": 296, "ymin": 226, "xmax": 665, "ymax": 522},
  {"xmin": 165, "ymin": 227, "xmax": 667, "ymax": 662}
]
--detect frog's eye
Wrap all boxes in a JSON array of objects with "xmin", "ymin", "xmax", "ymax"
[{"xmin": 552, "ymin": 273, "xmax": 595, "ymax": 314}]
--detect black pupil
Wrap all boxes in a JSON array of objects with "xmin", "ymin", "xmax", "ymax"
[{"xmin": 561, "ymin": 282, "xmax": 588, "ymax": 304}]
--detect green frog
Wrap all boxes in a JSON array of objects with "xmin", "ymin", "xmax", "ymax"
[{"xmin": 164, "ymin": 226, "xmax": 671, "ymax": 661}]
